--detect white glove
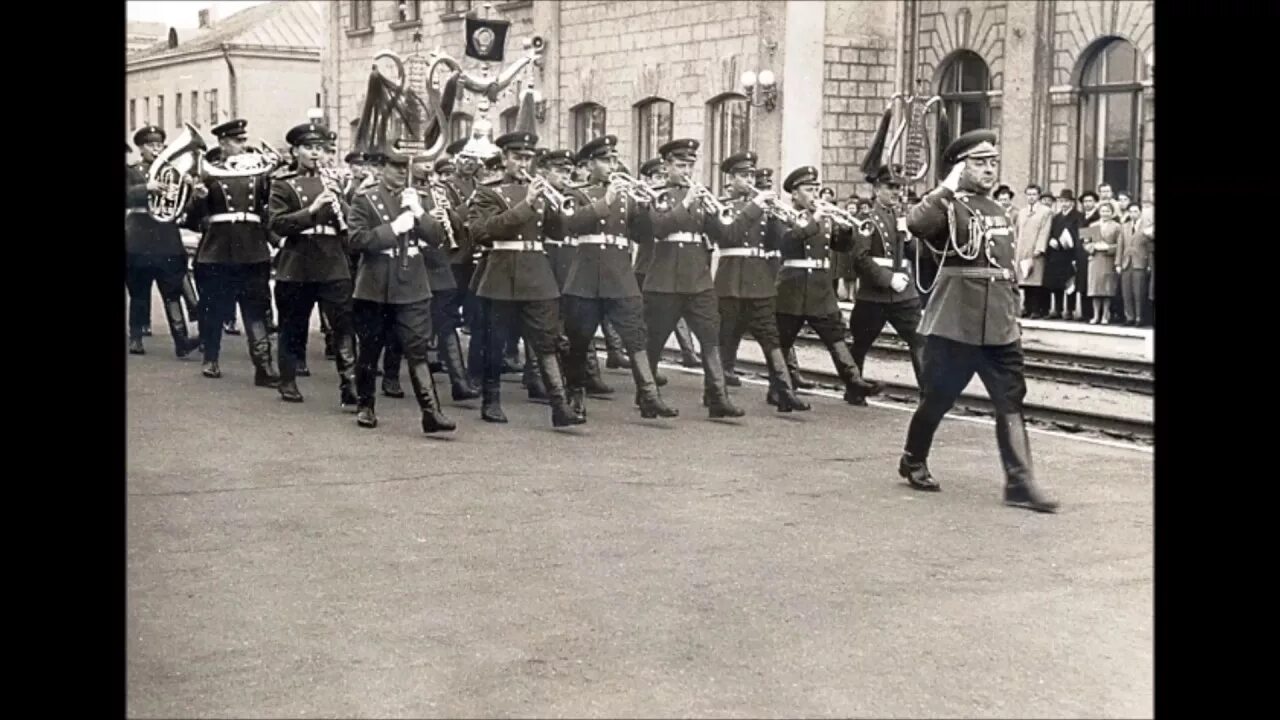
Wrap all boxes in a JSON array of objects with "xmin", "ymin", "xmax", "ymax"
[
  {"xmin": 890, "ymin": 273, "xmax": 909, "ymax": 293},
  {"xmin": 402, "ymin": 189, "xmax": 425, "ymax": 217},
  {"xmin": 390, "ymin": 211, "xmax": 415, "ymax": 234},
  {"xmin": 940, "ymin": 162, "xmax": 964, "ymax": 192},
  {"xmin": 1049, "ymin": 238, "xmax": 1060, "ymax": 249}
]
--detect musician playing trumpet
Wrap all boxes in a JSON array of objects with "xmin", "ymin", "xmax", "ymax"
[
  {"xmin": 641, "ymin": 138, "xmax": 744, "ymax": 419},
  {"xmin": 559, "ymin": 136, "xmax": 678, "ymax": 420},
  {"xmin": 267, "ymin": 121, "xmax": 358, "ymax": 408},
  {"xmin": 712, "ymin": 151, "xmax": 808, "ymax": 413},
  {"xmin": 774, "ymin": 166, "xmax": 882, "ymax": 404}
]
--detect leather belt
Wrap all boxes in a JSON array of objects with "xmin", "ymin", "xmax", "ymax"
[
  {"xmin": 208, "ymin": 212, "xmax": 262, "ymax": 224},
  {"xmin": 377, "ymin": 246, "xmax": 420, "ymax": 257},
  {"xmin": 783, "ymin": 258, "xmax": 830, "ymax": 270},
  {"xmin": 300, "ymin": 227, "xmax": 338, "ymax": 236},
  {"xmin": 574, "ymin": 233, "xmax": 629, "ymax": 247},
  {"xmin": 125, "ymin": 208, "xmax": 149, "ymax": 216},
  {"xmin": 658, "ymin": 232, "xmax": 706, "ymax": 244},
  {"xmin": 492, "ymin": 240, "xmax": 545, "ymax": 252},
  {"xmin": 939, "ymin": 266, "xmax": 1015, "ymax": 281},
  {"xmin": 764, "ymin": 250, "xmax": 782, "ymax": 259},
  {"xmin": 718, "ymin": 247, "xmax": 766, "ymax": 258},
  {"xmin": 872, "ymin": 257, "xmax": 909, "ymax": 268},
  {"xmin": 543, "ymin": 239, "xmax": 566, "ymax": 247}
]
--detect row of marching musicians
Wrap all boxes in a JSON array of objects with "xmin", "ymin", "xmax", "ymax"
[{"xmin": 127, "ymin": 119, "xmax": 1058, "ymax": 512}]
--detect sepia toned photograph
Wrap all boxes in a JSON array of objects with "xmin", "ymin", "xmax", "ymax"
[{"xmin": 125, "ymin": 0, "xmax": 1154, "ymax": 716}]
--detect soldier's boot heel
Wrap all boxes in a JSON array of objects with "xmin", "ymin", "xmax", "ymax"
[
  {"xmin": 481, "ymin": 380, "xmax": 508, "ymax": 423},
  {"xmin": 524, "ymin": 351, "xmax": 549, "ymax": 401},
  {"xmin": 898, "ymin": 452, "xmax": 941, "ymax": 491},
  {"xmin": 442, "ymin": 330, "xmax": 480, "ymax": 400},
  {"xmin": 584, "ymin": 350, "xmax": 614, "ymax": 395},
  {"xmin": 164, "ymin": 300, "xmax": 202, "ymax": 358},
  {"xmin": 831, "ymin": 342, "xmax": 880, "ymax": 398},
  {"xmin": 540, "ymin": 353, "xmax": 585, "ymax": 427},
  {"xmin": 675, "ymin": 321, "xmax": 700, "ymax": 367},
  {"xmin": 997, "ymin": 414, "xmax": 1059, "ymax": 513},
  {"xmin": 701, "ymin": 347, "xmax": 745, "ymax": 419},
  {"xmin": 765, "ymin": 347, "xmax": 809, "ymax": 412},
  {"xmin": 602, "ymin": 321, "xmax": 632, "ymax": 369},
  {"xmin": 355, "ymin": 361, "xmax": 378, "ymax": 427},
  {"xmin": 630, "ymin": 350, "xmax": 678, "ymax": 418},
  {"xmin": 786, "ymin": 346, "xmax": 816, "ymax": 389},
  {"xmin": 246, "ymin": 320, "xmax": 280, "ymax": 388},
  {"xmin": 408, "ymin": 361, "xmax": 456, "ymax": 433}
]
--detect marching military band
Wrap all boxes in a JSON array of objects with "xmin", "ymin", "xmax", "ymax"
[{"xmin": 126, "ymin": 117, "xmax": 1058, "ymax": 513}]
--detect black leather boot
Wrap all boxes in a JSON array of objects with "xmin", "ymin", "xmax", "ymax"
[
  {"xmin": 246, "ymin": 320, "xmax": 280, "ymax": 388},
  {"xmin": 276, "ymin": 335, "xmax": 304, "ymax": 402},
  {"xmin": 568, "ymin": 385, "xmax": 587, "ymax": 420},
  {"xmin": 830, "ymin": 342, "xmax": 881, "ymax": 399},
  {"xmin": 141, "ymin": 325, "xmax": 153, "ymax": 337},
  {"xmin": 701, "ymin": 346, "xmax": 744, "ymax": 418},
  {"xmin": 355, "ymin": 361, "xmax": 378, "ymax": 428},
  {"xmin": 631, "ymin": 350, "xmax": 678, "ymax": 418},
  {"xmin": 427, "ymin": 335, "xmax": 444, "ymax": 374},
  {"xmin": 128, "ymin": 336, "xmax": 146, "ymax": 355},
  {"xmin": 502, "ymin": 336, "xmax": 524, "ymax": 374},
  {"xmin": 408, "ymin": 361, "xmax": 456, "ymax": 433},
  {"xmin": 335, "ymin": 334, "xmax": 359, "ymax": 412},
  {"xmin": 441, "ymin": 330, "xmax": 480, "ymax": 400},
  {"xmin": 524, "ymin": 349, "xmax": 549, "ymax": 401},
  {"xmin": 165, "ymin": 300, "xmax": 202, "ymax": 358},
  {"xmin": 381, "ymin": 343, "xmax": 405, "ymax": 397},
  {"xmin": 584, "ymin": 350, "xmax": 614, "ymax": 395},
  {"xmin": 602, "ymin": 321, "xmax": 632, "ymax": 368},
  {"xmin": 722, "ymin": 337, "xmax": 742, "ymax": 387},
  {"xmin": 898, "ymin": 452, "xmax": 941, "ymax": 491},
  {"xmin": 541, "ymin": 353, "xmax": 585, "ymax": 427},
  {"xmin": 675, "ymin": 320, "xmax": 700, "ymax": 367},
  {"xmin": 224, "ymin": 317, "xmax": 241, "ymax": 335},
  {"xmin": 997, "ymin": 414, "xmax": 1059, "ymax": 513},
  {"xmin": 319, "ymin": 311, "xmax": 336, "ymax": 361},
  {"xmin": 481, "ymin": 378, "xmax": 508, "ymax": 423},
  {"xmin": 786, "ymin": 346, "xmax": 816, "ymax": 389},
  {"xmin": 202, "ymin": 360, "xmax": 221, "ymax": 378},
  {"xmin": 765, "ymin": 347, "xmax": 809, "ymax": 412}
]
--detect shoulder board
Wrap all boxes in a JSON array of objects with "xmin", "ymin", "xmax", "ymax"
[
  {"xmin": 274, "ymin": 170, "xmax": 299, "ymax": 181},
  {"xmin": 480, "ymin": 177, "xmax": 503, "ymax": 187}
]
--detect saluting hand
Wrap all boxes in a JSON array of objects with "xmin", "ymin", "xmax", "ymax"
[{"xmin": 940, "ymin": 162, "xmax": 964, "ymax": 192}]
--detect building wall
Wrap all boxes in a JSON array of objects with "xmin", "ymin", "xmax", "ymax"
[
  {"xmin": 233, "ymin": 54, "xmax": 326, "ymax": 148},
  {"xmin": 126, "ymin": 56, "xmax": 231, "ymax": 146}
]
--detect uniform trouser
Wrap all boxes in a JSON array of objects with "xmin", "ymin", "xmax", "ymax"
[
  {"xmin": 378, "ymin": 285, "xmax": 461, "ymax": 381},
  {"xmin": 195, "ymin": 261, "xmax": 272, "ymax": 361},
  {"xmin": 776, "ymin": 311, "xmax": 847, "ymax": 350},
  {"xmin": 467, "ymin": 294, "xmax": 490, "ymax": 378},
  {"xmin": 274, "ymin": 279, "xmax": 354, "ymax": 383},
  {"xmin": 718, "ymin": 295, "xmax": 782, "ymax": 359},
  {"xmin": 353, "ymin": 298, "xmax": 433, "ymax": 404},
  {"xmin": 126, "ymin": 254, "xmax": 186, "ymax": 338},
  {"xmin": 563, "ymin": 295, "xmax": 647, "ymax": 388},
  {"xmin": 484, "ymin": 299, "xmax": 561, "ymax": 384},
  {"xmin": 643, "ymin": 290, "xmax": 720, "ymax": 390},
  {"xmin": 1121, "ymin": 269, "xmax": 1149, "ymax": 324},
  {"xmin": 848, "ymin": 298, "xmax": 924, "ymax": 382},
  {"xmin": 904, "ymin": 335, "xmax": 1027, "ymax": 460}
]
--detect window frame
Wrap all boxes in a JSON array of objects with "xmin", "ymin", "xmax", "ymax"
[
  {"xmin": 1075, "ymin": 38, "xmax": 1145, "ymax": 198},
  {"xmin": 175, "ymin": 93, "xmax": 183, "ymax": 127},
  {"xmin": 633, "ymin": 97, "xmax": 674, "ymax": 172},
  {"xmin": 207, "ymin": 89, "xmax": 219, "ymax": 126},
  {"xmin": 936, "ymin": 50, "xmax": 992, "ymax": 154},
  {"xmin": 144, "ymin": 96, "xmax": 151, "ymax": 126},
  {"xmin": 571, "ymin": 102, "xmax": 608, "ymax": 152},
  {"xmin": 705, "ymin": 93, "xmax": 751, "ymax": 193},
  {"xmin": 156, "ymin": 95, "xmax": 165, "ymax": 130},
  {"xmin": 349, "ymin": 0, "xmax": 373, "ymax": 31},
  {"xmin": 129, "ymin": 99, "xmax": 137, "ymax": 130},
  {"xmin": 499, "ymin": 107, "xmax": 519, "ymax": 135},
  {"xmin": 449, "ymin": 112, "xmax": 474, "ymax": 145},
  {"xmin": 444, "ymin": 0, "xmax": 473, "ymax": 16},
  {"xmin": 191, "ymin": 91, "xmax": 200, "ymax": 127}
]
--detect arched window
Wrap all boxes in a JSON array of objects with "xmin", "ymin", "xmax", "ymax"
[
  {"xmin": 634, "ymin": 97, "xmax": 673, "ymax": 169},
  {"xmin": 936, "ymin": 51, "xmax": 991, "ymax": 150},
  {"xmin": 706, "ymin": 94, "xmax": 750, "ymax": 193},
  {"xmin": 572, "ymin": 102, "xmax": 607, "ymax": 152},
  {"xmin": 1077, "ymin": 38, "xmax": 1146, "ymax": 196},
  {"xmin": 499, "ymin": 107, "xmax": 519, "ymax": 135},
  {"xmin": 449, "ymin": 112, "xmax": 473, "ymax": 144}
]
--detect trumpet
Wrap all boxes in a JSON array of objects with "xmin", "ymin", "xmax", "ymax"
[
  {"xmin": 685, "ymin": 182, "xmax": 735, "ymax": 224},
  {"xmin": 608, "ymin": 172, "xmax": 672, "ymax": 211},
  {"xmin": 810, "ymin": 200, "xmax": 862, "ymax": 229},
  {"xmin": 518, "ymin": 169, "xmax": 576, "ymax": 216},
  {"xmin": 745, "ymin": 186, "xmax": 801, "ymax": 224}
]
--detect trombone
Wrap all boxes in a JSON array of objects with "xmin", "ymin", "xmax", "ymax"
[
  {"xmin": 608, "ymin": 172, "xmax": 672, "ymax": 212},
  {"xmin": 518, "ymin": 169, "xmax": 576, "ymax": 216}
]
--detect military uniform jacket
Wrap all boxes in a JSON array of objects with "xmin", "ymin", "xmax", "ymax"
[
  {"xmin": 561, "ymin": 183, "xmax": 647, "ymax": 299},
  {"xmin": 125, "ymin": 163, "xmax": 185, "ymax": 257},
  {"xmin": 908, "ymin": 187, "xmax": 1019, "ymax": 346},
  {"xmin": 441, "ymin": 178, "xmax": 476, "ymax": 266},
  {"xmin": 644, "ymin": 184, "xmax": 725, "ymax": 294},
  {"xmin": 467, "ymin": 178, "xmax": 561, "ymax": 302},
  {"xmin": 268, "ymin": 172, "xmax": 352, "ymax": 283},
  {"xmin": 347, "ymin": 184, "xmax": 448, "ymax": 305},
  {"xmin": 775, "ymin": 210, "xmax": 851, "ymax": 317},
  {"xmin": 714, "ymin": 198, "xmax": 781, "ymax": 299},
  {"xmin": 852, "ymin": 202, "xmax": 919, "ymax": 304},
  {"xmin": 185, "ymin": 170, "xmax": 274, "ymax": 265}
]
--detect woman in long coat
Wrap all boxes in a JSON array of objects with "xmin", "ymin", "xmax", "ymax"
[
  {"xmin": 1044, "ymin": 189, "xmax": 1082, "ymax": 319},
  {"xmin": 1084, "ymin": 202, "xmax": 1122, "ymax": 324}
]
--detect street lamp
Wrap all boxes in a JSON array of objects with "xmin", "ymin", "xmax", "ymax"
[{"xmin": 740, "ymin": 68, "xmax": 778, "ymax": 112}]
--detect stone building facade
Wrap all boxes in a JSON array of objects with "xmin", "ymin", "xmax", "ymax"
[{"xmin": 322, "ymin": 0, "xmax": 1153, "ymax": 201}]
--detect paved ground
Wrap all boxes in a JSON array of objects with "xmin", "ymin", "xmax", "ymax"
[{"xmin": 126, "ymin": 320, "xmax": 1153, "ymax": 718}]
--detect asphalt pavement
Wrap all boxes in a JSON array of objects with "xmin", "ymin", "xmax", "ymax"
[{"xmin": 126, "ymin": 319, "xmax": 1153, "ymax": 718}]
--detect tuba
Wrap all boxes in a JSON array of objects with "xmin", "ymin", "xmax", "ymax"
[{"xmin": 147, "ymin": 122, "xmax": 207, "ymax": 222}]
